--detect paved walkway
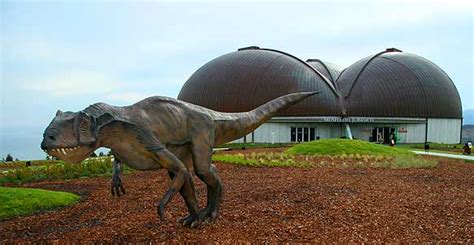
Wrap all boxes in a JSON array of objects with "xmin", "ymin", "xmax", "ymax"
[{"xmin": 412, "ymin": 150, "xmax": 474, "ymax": 161}]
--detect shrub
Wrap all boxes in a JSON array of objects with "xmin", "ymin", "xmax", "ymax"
[
  {"xmin": 0, "ymin": 157, "xmax": 128, "ymax": 185},
  {"xmin": 5, "ymin": 154, "xmax": 13, "ymax": 162}
]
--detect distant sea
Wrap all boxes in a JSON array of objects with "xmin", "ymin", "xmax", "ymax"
[
  {"xmin": 0, "ymin": 127, "xmax": 45, "ymax": 161},
  {"xmin": 0, "ymin": 127, "xmax": 108, "ymax": 161}
]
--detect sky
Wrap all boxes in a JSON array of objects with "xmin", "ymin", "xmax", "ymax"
[{"xmin": 1, "ymin": 0, "xmax": 473, "ymax": 160}]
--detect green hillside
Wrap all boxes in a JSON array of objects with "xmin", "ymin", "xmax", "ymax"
[
  {"xmin": 0, "ymin": 187, "xmax": 80, "ymax": 220},
  {"xmin": 286, "ymin": 139, "xmax": 415, "ymax": 156}
]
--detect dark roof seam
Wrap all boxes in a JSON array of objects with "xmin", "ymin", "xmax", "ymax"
[
  {"xmin": 345, "ymin": 49, "xmax": 401, "ymax": 98},
  {"xmin": 318, "ymin": 60, "xmax": 338, "ymax": 86},
  {"xmin": 258, "ymin": 48, "xmax": 340, "ymax": 97},
  {"xmin": 310, "ymin": 59, "xmax": 335, "ymax": 82}
]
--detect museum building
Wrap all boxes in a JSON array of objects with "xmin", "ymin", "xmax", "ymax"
[{"xmin": 178, "ymin": 46, "xmax": 462, "ymax": 144}]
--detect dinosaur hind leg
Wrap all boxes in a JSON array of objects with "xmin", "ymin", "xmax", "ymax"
[
  {"xmin": 167, "ymin": 144, "xmax": 201, "ymax": 227},
  {"xmin": 154, "ymin": 148, "xmax": 200, "ymax": 227},
  {"xmin": 191, "ymin": 134, "xmax": 223, "ymax": 222}
]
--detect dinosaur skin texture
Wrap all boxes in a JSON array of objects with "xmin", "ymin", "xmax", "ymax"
[{"xmin": 40, "ymin": 91, "xmax": 318, "ymax": 228}]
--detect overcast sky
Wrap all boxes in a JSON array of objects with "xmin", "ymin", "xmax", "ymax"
[{"xmin": 1, "ymin": 0, "xmax": 473, "ymax": 160}]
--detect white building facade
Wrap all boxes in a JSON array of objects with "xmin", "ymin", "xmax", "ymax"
[{"xmin": 235, "ymin": 117, "xmax": 462, "ymax": 144}]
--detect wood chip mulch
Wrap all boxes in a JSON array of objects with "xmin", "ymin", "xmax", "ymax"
[{"xmin": 1, "ymin": 156, "xmax": 473, "ymax": 243}]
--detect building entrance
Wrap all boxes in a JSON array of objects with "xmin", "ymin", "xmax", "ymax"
[
  {"xmin": 291, "ymin": 127, "xmax": 317, "ymax": 142},
  {"xmin": 371, "ymin": 127, "xmax": 395, "ymax": 144}
]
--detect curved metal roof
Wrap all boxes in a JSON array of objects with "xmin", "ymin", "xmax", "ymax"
[
  {"xmin": 178, "ymin": 46, "xmax": 342, "ymax": 116},
  {"xmin": 336, "ymin": 48, "xmax": 462, "ymax": 118}
]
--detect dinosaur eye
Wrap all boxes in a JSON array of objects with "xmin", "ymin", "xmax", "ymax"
[{"xmin": 79, "ymin": 119, "xmax": 89, "ymax": 131}]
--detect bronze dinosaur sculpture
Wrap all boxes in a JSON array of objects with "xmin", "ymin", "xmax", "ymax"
[{"xmin": 40, "ymin": 91, "xmax": 318, "ymax": 227}]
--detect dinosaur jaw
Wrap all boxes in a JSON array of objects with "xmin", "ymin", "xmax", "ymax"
[{"xmin": 45, "ymin": 144, "xmax": 96, "ymax": 163}]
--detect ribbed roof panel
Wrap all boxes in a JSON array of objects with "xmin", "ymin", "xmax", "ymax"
[
  {"xmin": 178, "ymin": 48, "xmax": 342, "ymax": 116},
  {"xmin": 336, "ymin": 51, "xmax": 462, "ymax": 118}
]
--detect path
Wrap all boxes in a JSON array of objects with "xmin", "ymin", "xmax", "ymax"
[{"xmin": 413, "ymin": 150, "xmax": 474, "ymax": 160}]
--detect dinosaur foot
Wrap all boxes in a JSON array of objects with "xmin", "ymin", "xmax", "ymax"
[
  {"xmin": 111, "ymin": 184, "xmax": 126, "ymax": 197},
  {"xmin": 177, "ymin": 213, "xmax": 201, "ymax": 228},
  {"xmin": 198, "ymin": 207, "xmax": 219, "ymax": 223}
]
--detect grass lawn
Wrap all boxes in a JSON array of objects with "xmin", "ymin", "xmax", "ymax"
[
  {"xmin": 0, "ymin": 187, "xmax": 80, "ymax": 220},
  {"xmin": 285, "ymin": 139, "xmax": 414, "ymax": 156},
  {"xmin": 398, "ymin": 143, "xmax": 464, "ymax": 154},
  {"xmin": 218, "ymin": 142, "xmax": 294, "ymax": 149},
  {"xmin": 0, "ymin": 157, "xmax": 133, "ymax": 186},
  {"xmin": 212, "ymin": 153, "xmax": 312, "ymax": 168},
  {"xmin": 213, "ymin": 139, "xmax": 437, "ymax": 169}
]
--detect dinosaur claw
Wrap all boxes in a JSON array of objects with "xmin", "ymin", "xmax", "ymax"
[
  {"xmin": 178, "ymin": 213, "xmax": 200, "ymax": 228},
  {"xmin": 210, "ymin": 210, "xmax": 219, "ymax": 220},
  {"xmin": 203, "ymin": 217, "xmax": 212, "ymax": 224},
  {"xmin": 177, "ymin": 215, "xmax": 188, "ymax": 223},
  {"xmin": 190, "ymin": 220, "xmax": 199, "ymax": 229},
  {"xmin": 158, "ymin": 205, "xmax": 166, "ymax": 221},
  {"xmin": 198, "ymin": 207, "xmax": 219, "ymax": 223},
  {"xmin": 111, "ymin": 183, "xmax": 126, "ymax": 197},
  {"xmin": 115, "ymin": 187, "xmax": 121, "ymax": 197}
]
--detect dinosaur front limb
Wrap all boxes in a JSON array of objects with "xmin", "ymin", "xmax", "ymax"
[
  {"xmin": 155, "ymin": 149, "xmax": 200, "ymax": 227},
  {"xmin": 111, "ymin": 158, "xmax": 126, "ymax": 197}
]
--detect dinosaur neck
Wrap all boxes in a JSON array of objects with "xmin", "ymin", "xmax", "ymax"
[{"xmin": 96, "ymin": 122, "xmax": 124, "ymax": 150}]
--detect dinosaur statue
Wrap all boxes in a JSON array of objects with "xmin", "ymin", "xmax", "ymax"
[{"xmin": 40, "ymin": 91, "xmax": 318, "ymax": 227}]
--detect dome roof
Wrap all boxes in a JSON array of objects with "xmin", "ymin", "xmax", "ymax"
[
  {"xmin": 337, "ymin": 48, "xmax": 462, "ymax": 118},
  {"xmin": 306, "ymin": 59, "xmax": 343, "ymax": 82},
  {"xmin": 178, "ymin": 47, "xmax": 342, "ymax": 116}
]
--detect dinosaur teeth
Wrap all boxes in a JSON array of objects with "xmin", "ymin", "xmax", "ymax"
[{"xmin": 61, "ymin": 148, "xmax": 67, "ymax": 155}]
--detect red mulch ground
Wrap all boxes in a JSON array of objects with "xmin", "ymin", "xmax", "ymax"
[{"xmin": 1, "ymin": 152, "xmax": 473, "ymax": 243}]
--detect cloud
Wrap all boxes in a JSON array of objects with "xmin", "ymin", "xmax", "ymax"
[{"xmin": 25, "ymin": 71, "xmax": 122, "ymax": 97}]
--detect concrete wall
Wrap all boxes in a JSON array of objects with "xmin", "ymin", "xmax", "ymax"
[
  {"xmin": 350, "ymin": 123, "xmax": 426, "ymax": 143},
  {"xmin": 397, "ymin": 124, "xmax": 426, "ymax": 143},
  {"xmin": 232, "ymin": 118, "xmax": 461, "ymax": 144},
  {"xmin": 233, "ymin": 122, "xmax": 342, "ymax": 143},
  {"xmin": 427, "ymin": 118, "xmax": 462, "ymax": 144}
]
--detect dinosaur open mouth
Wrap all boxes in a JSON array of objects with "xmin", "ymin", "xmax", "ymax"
[{"xmin": 45, "ymin": 146, "xmax": 82, "ymax": 156}]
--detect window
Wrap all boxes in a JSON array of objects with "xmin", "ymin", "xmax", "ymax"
[
  {"xmin": 303, "ymin": 127, "xmax": 309, "ymax": 141},
  {"xmin": 291, "ymin": 127, "xmax": 317, "ymax": 142},
  {"xmin": 310, "ymin": 128, "xmax": 315, "ymax": 141},
  {"xmin": 291, "ymin": 127, "xmax": 296, "ymax": 142},
  {"xmin": 297, "ymin": 128, "xmax": 303, "ymax": 142}
]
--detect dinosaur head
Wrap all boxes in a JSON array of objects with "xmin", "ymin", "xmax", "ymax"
[{"xmin": 41, "ymin": 110, "xmax": 99, "ymax": 163}]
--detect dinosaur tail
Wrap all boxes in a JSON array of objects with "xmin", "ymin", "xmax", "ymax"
[{"xmin": 213, "ymin": 91, "xmax": 319, "ymax": 146}]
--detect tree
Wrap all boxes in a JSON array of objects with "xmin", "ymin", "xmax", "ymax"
[
  {"xmin": 15, "ymin": 158, "xmax": 19, "ymax": 161},
  {"xmin": 5, "ymin": 154, "xmax": 13, "ymax": 162}
]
